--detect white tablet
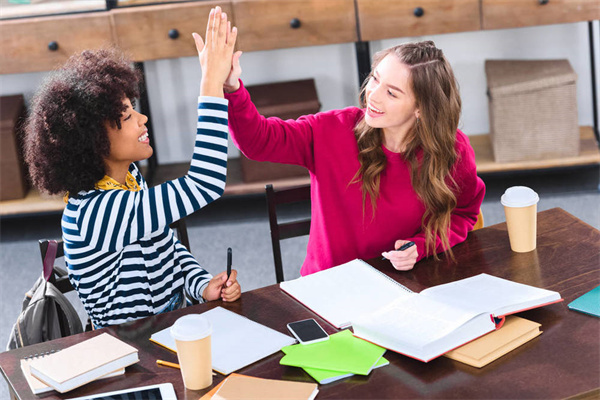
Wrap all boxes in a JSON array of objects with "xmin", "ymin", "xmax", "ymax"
[{"xmin": 66, "ymin": 383, "xmax": 177, "ymax": 400}]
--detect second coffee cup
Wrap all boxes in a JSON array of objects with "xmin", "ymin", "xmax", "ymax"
[
  {"xmin": 501, "ymin": 186, "xmax": 539, "ymax": 253},
  {"xmin": 170, "ymin": 314, "xmax": 212, "ymax": 390}
]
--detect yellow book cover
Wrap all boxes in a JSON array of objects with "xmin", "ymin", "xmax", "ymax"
[
  {"xmin": 211, "ymin": 374, "xmax": 318, "ymax": 400},
  {"xmin": 444, "ymin": 316, "xmax": 542, "ymax": 368}
]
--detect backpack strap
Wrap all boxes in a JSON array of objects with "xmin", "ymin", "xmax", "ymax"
[{"xmin": 43, "ymin": 240, "xmax": 58, "ymax": 282}]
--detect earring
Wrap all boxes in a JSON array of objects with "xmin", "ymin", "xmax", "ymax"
[{"xmin": 415, "ymin": 116, "xmax": 420, "ymax": 125}]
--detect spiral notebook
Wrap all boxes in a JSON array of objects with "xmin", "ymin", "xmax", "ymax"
[
  {"xmin": 20, "ymin": 351, "xmax": 124, "ymax": 395},
  {"xmin": 280, "ymin": 259, "xmax": 413, "ymax": 329}
]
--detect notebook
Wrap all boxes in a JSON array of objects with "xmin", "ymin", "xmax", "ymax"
[
  {"xmin": 280, "ymin": 259, "xmax": 413, "ymax": 329},
  {"xmin": 444, "ymin": 316, "xmax": 542, "ymax": 368},
  {"xmin": 282, "ymin": 259, "xmax": 562, "ymax": 362},
  {"xmin": 568, "ymin": 285, "xmax": 600, "ymax": 317},
  {"xmin": 150, "ymin": 306, "xmax": 295, "ymax": 375},
  {"xmin": 279, "ymin": 330, "xmax": 385, "ymax": 375},
  {"xmin": 302, "ymin": 356, "xmax": 389, "ymax": 385},
  {"xmin": 29, "ymin": 333, "xmax": 139, "ymax": 393},
  {"xmin": 211, "ymin": 373, "xmax": 318, "ymax": 400},
  {"xmin": 21, "ymin": 356, "xmax": 124, "ymax": 395}
]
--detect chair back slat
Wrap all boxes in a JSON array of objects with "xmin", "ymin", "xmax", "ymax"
[
  {"xmin": 279, "ymin": 219, "xmax": 311, "ymax": 240},
  {"xmin": 266, "ymin": 184, "xmax": 311, "ymax": 283}
]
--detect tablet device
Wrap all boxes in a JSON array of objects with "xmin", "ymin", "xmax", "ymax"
[{"xmin": 66, "ymin": 383, "xmax": 176, "ymax": 400}]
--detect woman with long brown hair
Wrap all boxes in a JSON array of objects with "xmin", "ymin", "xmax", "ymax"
[{"xmin": 224, "ymin": 40, "xmax": 485, "ymax": 274}]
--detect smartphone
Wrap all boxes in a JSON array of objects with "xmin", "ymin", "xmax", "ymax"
[{"xmin": 287, "ymin": 318, "xmax": 329, "ymax": 345}]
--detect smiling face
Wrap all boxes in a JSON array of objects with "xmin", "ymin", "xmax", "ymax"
[
  {"xmin": 104, "ymin": 98, "xmax": 152, "ymax": 176},
  {"xmin": 364, "ymin": 54, "xmax": 420, "ymax": 140}
]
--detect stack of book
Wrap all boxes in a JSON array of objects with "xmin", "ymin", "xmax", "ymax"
[
  {"xmin": 25, "ymin": 333, "xmax": 139, "ymax": 394},
  {"xmin": 280, "ymin": 330, "xmax": 389, "ymax": 384}
]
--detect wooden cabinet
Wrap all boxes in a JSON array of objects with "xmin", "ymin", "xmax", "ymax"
[
  {"xmin": 112, "ymin": 1, "xmax": 232, "ymax": 61},
  {"xmin": 0, "ymin": 12, "xmax": 113, "ymax": 74},
  {"xmin": 482, "ymin": 0, "xmax": 600, "ymax": 30},
  {"xmin": 356, "ymin": 0, "xmax": 480, "ymax": 42},
  {"xmin": 232, "ymin": 0, "xmax": 357, "ymax": 52}
]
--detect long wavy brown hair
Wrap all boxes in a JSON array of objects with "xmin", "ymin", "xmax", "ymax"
[{"xmin": 353, "ymin": 41, "xmax": 461, "ymax": 259}]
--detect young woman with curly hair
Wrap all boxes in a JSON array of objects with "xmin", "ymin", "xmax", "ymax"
[
  {"xmin": 23, "ymin": 7, "xmax": 241, "ymax": 328},
  {"xmin": 222, "ymin": 40, "xmax": 485, "ymax": 275}
]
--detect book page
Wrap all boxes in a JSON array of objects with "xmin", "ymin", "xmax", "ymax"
[
  {"xmin": 280, "ymin": 259, "xmax": 413, "ymax": 328},
  {"xmin": 421, "ymin": 274, "xmax": 561, "ymax": 316},
  {"xmin": 352, "ymin": 295, "xmax": 487, "ymax": 349}
]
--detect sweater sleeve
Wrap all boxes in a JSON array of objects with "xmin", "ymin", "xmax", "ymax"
[
  {"xmin": 62, "ymin": 96, "xmax": 229, "ymax": 252},
  {"xmin": 225, "ymin": 80, "xmax": 316, "ymax": 172},
  {"xmin": 407, "ymin": 132, "xmax": 486, "ymax": 262}
]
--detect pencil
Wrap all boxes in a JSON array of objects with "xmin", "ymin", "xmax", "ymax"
[
  {"xmin": 156, "ymin": 360, "xmax": 217, "ymax": 375},
  {"xmin": 156, "ymin": 359, "xmax": 180, "ymax": 369}
]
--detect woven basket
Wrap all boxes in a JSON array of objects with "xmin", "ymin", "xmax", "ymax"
[{"xmin": 485, "ymin": 59, "xmax": 579, "ymax": 163}]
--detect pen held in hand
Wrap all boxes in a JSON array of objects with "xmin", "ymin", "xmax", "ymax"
[
  {"xmin": 226, "ymin": 247, "xmax": 232, "ymax": 281},
  {"xmin": 382, "ymin": 241, "xmax": 416, "ymax": 260}
]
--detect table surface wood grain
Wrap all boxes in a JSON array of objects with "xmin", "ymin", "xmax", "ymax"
[{"xmin": 1, "ymin": 208, "xmax": 598, "ymax": 399}]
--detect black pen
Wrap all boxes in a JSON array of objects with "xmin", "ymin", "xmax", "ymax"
[
  {"xmin": 226, "ymin": 247, "xmax": 232, "ymax": 281},
  {"xmin": 382, "ymin": 241, "xmax": 415, "ymax": 260}
]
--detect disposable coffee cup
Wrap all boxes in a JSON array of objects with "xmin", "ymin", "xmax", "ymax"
[
  {"xmin": 170, "ymin": 314, "xmax": 212, "ymax": 390},
  {"xmin": 501, "ymin": 186, "xmax": 539, "ymax": 253}
]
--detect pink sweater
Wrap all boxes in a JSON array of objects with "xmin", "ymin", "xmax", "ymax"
[{"xmin": 226, "ymin": 81, "xmax": 485, "ymax": 276}]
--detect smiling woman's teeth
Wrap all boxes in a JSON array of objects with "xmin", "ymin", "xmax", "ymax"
[
  {"xmin": 368, "ymin": 105, "xmax": 384, "ymax": 115},
  {"xmin": 138, "ymin": 132, "xmax": 148, "ymax": 142}
]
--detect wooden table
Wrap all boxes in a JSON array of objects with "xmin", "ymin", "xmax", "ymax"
[{"xmin": 1, "ymin": 208, "xmax": 598, "ymax": 399}]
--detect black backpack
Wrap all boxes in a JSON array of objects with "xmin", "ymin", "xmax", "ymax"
[{"xmin": 6, "ymin": 240, "xmax": 87, "ymax": 350}]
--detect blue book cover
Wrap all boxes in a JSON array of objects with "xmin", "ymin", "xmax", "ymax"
[{"xmin": 568, "ymin": 286, "xmax": 600, "ymax": 317}]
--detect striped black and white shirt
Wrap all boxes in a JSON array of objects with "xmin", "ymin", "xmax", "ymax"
[{"xmin": 62, "ymin": 96, "xmax": 228, "ymax": 328}]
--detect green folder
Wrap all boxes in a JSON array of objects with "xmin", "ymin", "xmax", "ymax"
[
  {"xmin": 302, "ymin": 356, "xmax": 389, "ymax": 384},
  {"xmin": 280, "ymin": 330, "xmax": 386, "ymax": 375},
  {"xmin": 568, "ymin": 285, "xmax": 600, "ymax": 317}
]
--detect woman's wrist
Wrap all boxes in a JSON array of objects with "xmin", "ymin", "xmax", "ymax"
[{"xmin": 223, "ymin": 79, "xmax": 241, "ymax": 93}]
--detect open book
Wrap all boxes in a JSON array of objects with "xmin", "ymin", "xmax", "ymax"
[{"xmin": 281, "ymin": 259, "xmax": 562, "ymax": 362}]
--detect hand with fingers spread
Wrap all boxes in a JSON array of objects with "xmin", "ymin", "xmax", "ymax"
[
  {"xmin": 202, "ymin": 269, "xmax": 241, "ymax": 302},
  {"xmin": 382, "ymin": 240, "xmax": 419, "ymax": 271},
  {"xmin": 192, "ymin": 6, "xmax": 238, "ymax": 97}
]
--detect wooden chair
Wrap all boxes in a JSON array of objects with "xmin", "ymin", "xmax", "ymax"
[
  {"xmin": 265, "ymin": 184, "xmax": 311, "ymax": 283},
  {"xmin": 472, "ymin": 210, "xmax": 485, "ymax": 231}
]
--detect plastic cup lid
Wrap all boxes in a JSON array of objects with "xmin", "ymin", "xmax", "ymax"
[
  {"xmin": 501, "ymin": 186, "xmax": 539, "ymax": 208},
  {"xmin": 170, "ymin": 314, "xmax": 212, "ymax": 341}
]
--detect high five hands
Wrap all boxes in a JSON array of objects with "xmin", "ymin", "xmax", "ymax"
[{"xmin": 192, "ymin": 6, "xmax": 240, "ymax": 97}]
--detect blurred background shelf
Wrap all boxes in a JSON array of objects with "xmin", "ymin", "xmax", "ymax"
[{"xmin": 2, "ymin": 127, "xmax": 598, "ymax": 218}]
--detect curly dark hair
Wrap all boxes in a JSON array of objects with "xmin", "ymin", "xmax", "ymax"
[{"xmin": 24, "ymin": 48, "xmax": 141, "ymax": 195}]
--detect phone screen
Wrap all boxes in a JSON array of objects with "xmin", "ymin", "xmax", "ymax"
[{"xmin": 287, "ymin": 319, "xmax": 328, "ymax": 344}]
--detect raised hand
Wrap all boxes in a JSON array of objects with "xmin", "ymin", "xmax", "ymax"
[
  {"xmin": 224, "ymin": 50, "xmax": 243, "ymax": 93},
  {"xmin": 192, "ymin": 6, "xmax": 238, "ymax": 97}
]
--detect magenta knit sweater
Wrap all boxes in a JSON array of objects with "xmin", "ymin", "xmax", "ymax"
[{"xmin": 226, "ymin": 81, "xmax": 485, "ymax": 276}]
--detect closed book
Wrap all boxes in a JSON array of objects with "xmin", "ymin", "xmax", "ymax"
[
  {"xmin": 279, "ymin": 330, "xmax": 385, "ymax": 375},
  {"xmin": 212, "ymin": 373, "xmax": 318, "ymax": 400},
  {"xmin": 568, "ymin": 285, "xmax": 600, "ymax": 317},
  {"xmin": 444, "ymin": 316, "xmax": 542, "ymax": 368},
  {"xmin": 29, "ymin": 333, "xmax": 139, "ymax": 393},
  {"xmin": 21, "ymin": 358, "xmax": 124, "ymax": 395},
  {"xmin": 302, "ymin": 356, "xmax": 389, "ymax": 385}
]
